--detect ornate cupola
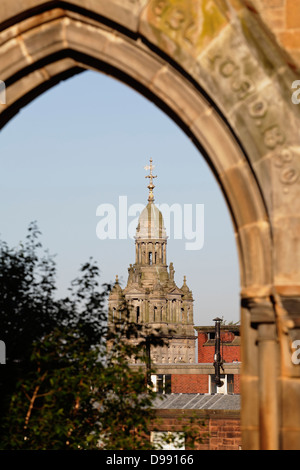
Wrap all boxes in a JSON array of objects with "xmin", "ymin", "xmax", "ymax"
[
  {"xmin": 108, "ymin": 159, "xmax": 196, "ymax": 364},
  {"xmin": 133, "ymin": 158, "xmax": 169, "ymax": 289}
]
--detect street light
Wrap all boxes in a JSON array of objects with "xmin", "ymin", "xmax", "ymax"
[{"xmin": 213, "ymin": 317, "xmax": 224, "ymax": 388}]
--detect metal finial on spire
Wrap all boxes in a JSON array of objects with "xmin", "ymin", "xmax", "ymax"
[{"xmin": 144, "ymin": 158, "xmax": 157, "ymax": 203}]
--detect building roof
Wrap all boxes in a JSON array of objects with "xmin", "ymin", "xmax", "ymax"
[
  {"xmin": 195, "ymin": 325, "xmax": 240, "ymax": 332},
  {"xmin": 153, "ymin": 393, "xmax": 240, "ymax": 410}
]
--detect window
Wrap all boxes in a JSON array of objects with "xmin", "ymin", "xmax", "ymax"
[
  {"xmin": 151, "ymin": 374, "xmax": 171, "ymax": 394},
  {"xmin": 227, "ymin": 374, "xmax": 234, "ymax": 394},
  {"xmin": 150, "ymin": 432, "xmax": 185, "ymax": 450},
  {"xmin": 209, "ymin": 374, "xmax": 235, "ymax": 394},
  {"xmin": 210, "ymin": 374, "xmax": 225, "ymax": 394}
]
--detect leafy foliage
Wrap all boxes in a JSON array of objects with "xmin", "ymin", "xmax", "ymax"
[{"xmin": 0, "ymin": 224, "xmax": 203, "ymax": 450}]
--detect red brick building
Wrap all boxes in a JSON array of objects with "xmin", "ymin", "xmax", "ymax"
[
  {"xmin": 151, "ymin": 394, "xmax": 241, "ymax": 450},
  {"xmin": 148, "ymin": 324, "xmax": 241, "ymax": 395},
  {"xmin": 131, "ymin": 323, "xmax": 241, "ymax": 449}
]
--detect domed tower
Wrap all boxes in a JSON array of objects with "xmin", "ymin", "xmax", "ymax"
[{"xmin": 108, "ymin": 159, "xmax": 196, "ymax": 364}]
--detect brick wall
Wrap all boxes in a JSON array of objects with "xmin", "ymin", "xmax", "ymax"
[
  {"xmin": 234, "ymin": 374, "xmax": 240, "ymax": 394},
  {"xmin": 208, "ymin": 416, "xmax": 241, "ymax": 450},
  {"xmin": 169, "ymin": 330, "xmax": 241, "ymax": 393},
  {"xmin": 171, "ymin": 374, "xmax": 209, "ymax": 393},
  {"xmin": 197, "ymin": 332, "xmax": 241, "ymax": 364},
  {"xmin": 152, "ymin": 409, "xmax": 241, "ymax": 450},
  {"xmin": 171, "ymin": 373, "xmax": 240, "ymax": 394}
]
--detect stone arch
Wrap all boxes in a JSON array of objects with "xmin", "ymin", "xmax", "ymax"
[{"xmin": 0, "ymin": 0, "xmax": 299, "ymax": 450}]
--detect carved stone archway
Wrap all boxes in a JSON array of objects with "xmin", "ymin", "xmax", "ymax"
[{"xmin": 0, "ymin": 0, "xmax": 299, "ymax": 450}]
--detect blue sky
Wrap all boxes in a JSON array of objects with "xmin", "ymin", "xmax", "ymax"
[{"xmin": 0, "ymin": 70, "xmax": 240, "ymax": 325}]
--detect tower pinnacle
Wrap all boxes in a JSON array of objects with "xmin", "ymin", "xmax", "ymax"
[{"xmin": 144, "ymin": 158, "xmax": 157, "ymax": 203}]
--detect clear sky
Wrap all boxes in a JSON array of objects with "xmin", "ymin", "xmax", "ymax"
[{"xmin": 0, "ymin": 70, "xmax": 240, "ymax": 326}]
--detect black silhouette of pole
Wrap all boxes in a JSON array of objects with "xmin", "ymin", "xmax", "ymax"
[{"xmin": 213, "ymin": 317, "xmax": 224, "ymax": 388}]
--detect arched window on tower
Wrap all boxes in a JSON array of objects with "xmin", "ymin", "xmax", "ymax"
[
  {"xmin": 136, "ymin": 306, "xmax": 140, "ymax": 323},
  {"xmin": 149, "ymin": 252, "xmax": 152, "ymax": 265}
]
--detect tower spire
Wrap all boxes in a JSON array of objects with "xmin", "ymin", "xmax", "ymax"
[{"xmin": 144, "ymin": 158, "xmax": 157, "ymax": 203}]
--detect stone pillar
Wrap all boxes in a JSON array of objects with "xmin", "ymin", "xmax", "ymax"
[
  {"xmin": 241, "ymin": 297, "xmax": 280, "ymax": 450},
  {"xmin": 135, "ymin": 242, "xmax": 138, "ymax": 264},
  {"xmin": 257, "ymin": 322, "xmax": 280, "ymax": 449},
  {"xmin": 274, "ymin": 295, "xmax": 300, "ymax": 449},
  {"xmin": 241, "ymin": 302, "xmax": 260, "ymax": 450}
]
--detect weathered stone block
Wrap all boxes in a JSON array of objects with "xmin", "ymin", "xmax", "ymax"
[
  {"xmin": 22, "ymin": 19, "xmax": 66, "ymax": 62},
  {"xmin": 0, "ymin": 0, "xmax": 148, "ymax": 33},
  {"xmin": 103, "ymin": 33, "xmax": 164, "ymax": 87},
  {"xmin": 64, "ymin": 17, "xmax": 110, "ymax": 58},
  {"xmin": 273, "ymin": 216, "xmax": 300, "ymax": 288},
  {"xmin": 190, "ymin": 107, "xmax": 245, "ymax": 175},
  {"xmin": 220, "ymin": 163, "xmax": 268, "ymax": 228},
  {"xmin": 0, "ymin": 38, "xmax": 30, "ymax": 80},
  {"xmin": 237, "ymin": 222, "xmax": 272, "ymax": 289},
  {"xmin": 71, "ymin": 0, "xmax": 148, "ymax": 32},
  {"xmin": 281, "ymin": 377, "xmax": 300, "ymax": 439},
  {"xmin": 150, "ymin": 65, "xmax": 208, "ymax": 126},
  {"xmin": 139, "ymin": 0, "xmax": 229, "ymax": 68}
]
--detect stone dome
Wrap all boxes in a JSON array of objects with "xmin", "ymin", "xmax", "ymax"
[{"xmin": 135, "ymin": 202, "xmax": 167, "ymax": 240}]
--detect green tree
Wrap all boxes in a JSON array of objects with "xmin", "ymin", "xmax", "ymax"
[
  {"xmin": 0, "ymin": 224, "xmax": 204, "ymax": 450},
  {"xmin": 1, "ymin": 323, "xmax": 160, "ymax": 450},
  {"xmin": 0, "ymin": 225, "xmax": 184, "ymax": 449}
]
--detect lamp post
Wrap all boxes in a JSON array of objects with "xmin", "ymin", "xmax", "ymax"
[{"xmin": 213, "ymin": 317, "xmax": 224, "ymax": 388}]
